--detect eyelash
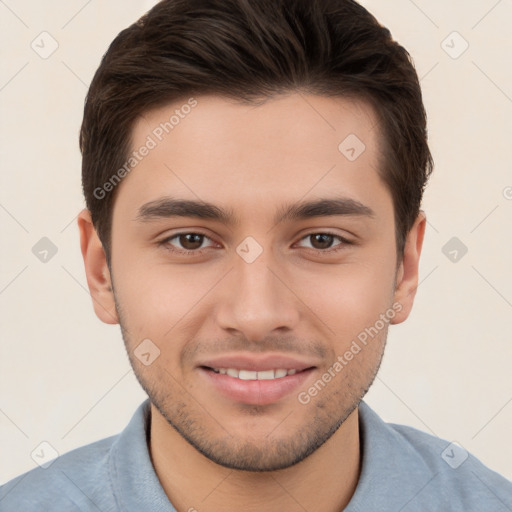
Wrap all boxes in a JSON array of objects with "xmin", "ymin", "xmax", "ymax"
[{"xmin": 158, "ymin": 231, "xmax": 353, "ymax": 256}]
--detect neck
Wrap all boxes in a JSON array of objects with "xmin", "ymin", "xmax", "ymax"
[{"xmin": 149, "ymin": 404, "xmax": 361, "ymax": 512}]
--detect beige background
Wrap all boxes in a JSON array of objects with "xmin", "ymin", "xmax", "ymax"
[{"xmin": 1, "ymin": 0, "xmax": 511, "ymax": 484}]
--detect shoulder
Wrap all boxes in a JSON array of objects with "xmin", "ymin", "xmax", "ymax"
[
  {"xmin": 391, "ymin": 418, "xmax": 511, "ymax": 478},
  {"xmin": 353, "ymin": 401, "xmax": 512, "ymax": 510},
  {"xmin": 0, "ymin": 434, "xmax": 119, "ymax": 512}
]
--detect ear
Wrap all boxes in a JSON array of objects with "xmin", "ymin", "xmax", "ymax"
[
  {"xmin": 77, "ymin": 208, "xmax": 119, "ymax": 325},
  {"xmin": 390, "ymin": 211, "xmax": 426, "ymax": 324}
]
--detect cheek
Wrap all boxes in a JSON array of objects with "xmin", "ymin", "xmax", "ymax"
[
  {"xmin": 112, "ymin": 257, "xmax": 177, "ymax": 339},
  {"xmin": 112, "ymin": 254, "xmax": 220, "ymax": 367},
  {"xmin": 298, "ymin": 258, "xmax": 396, "ymax": 338}
]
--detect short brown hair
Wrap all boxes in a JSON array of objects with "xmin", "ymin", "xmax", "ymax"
[{"xmin": 80, "ymin": 0, "xmax": 433, "ymax": 265}]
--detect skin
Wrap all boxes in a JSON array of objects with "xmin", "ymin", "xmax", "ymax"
[{"xmin": 78, "ymin": 93, "xmax": 426, "ymax": 512}]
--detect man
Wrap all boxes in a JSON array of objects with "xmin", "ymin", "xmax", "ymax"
[{"xmin": 1, "ymin": 0, "xmax": 511, "ymax": 510}]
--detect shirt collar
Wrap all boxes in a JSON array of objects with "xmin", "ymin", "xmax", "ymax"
[
  {"xmin": 108, "ymin": 398, "xmax": 434, "ymax": 511},
  {"xmin": 344, "ymin": 401, "xmax": 435, "ymax": 511},
  {"xmin": 109, "ymin": 399, "xmax": 176, "ymax": 512}
]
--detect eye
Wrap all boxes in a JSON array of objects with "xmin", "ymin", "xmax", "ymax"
[
  {"xmin": 296, "ymin": 232, "xmax": 352, "ymax": 253},
  {"xmin": 159, "ymin": 232, "xmax": 216, "ymax": 254}
]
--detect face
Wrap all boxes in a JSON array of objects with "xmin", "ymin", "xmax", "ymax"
[{"xmin": 81, "ymin": 93, "xmax": 424, "ymax": 471}]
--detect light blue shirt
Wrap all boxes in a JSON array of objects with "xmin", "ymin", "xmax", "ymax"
[{"xmin": 1, "ymin": 398, "xmax": 511, "ymax": 511}]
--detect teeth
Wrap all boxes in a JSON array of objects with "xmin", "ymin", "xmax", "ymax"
[
  {"xmin": 212, "ymin": 368, "xmax": 300, "ymax": 380},
  {"xmin": 257, "ymin": 370, "xmax": 275, "ymax": 380},
  {"xmin": 239, "ymin": 370, "xmax": 257, "ymax": 380}
]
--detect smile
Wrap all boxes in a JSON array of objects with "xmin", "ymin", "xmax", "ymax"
[
  {"xmin": 209, "ymin": 368, "xmax": 302, "ymax": 380},
  {"xmin": 201, "ymin": 365, "xmax": 316, "ymax": 405}
]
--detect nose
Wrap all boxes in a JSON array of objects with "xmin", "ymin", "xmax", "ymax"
[{"xmin": 215, "ymin": 244, "xmax": 300, "ymax": 342}]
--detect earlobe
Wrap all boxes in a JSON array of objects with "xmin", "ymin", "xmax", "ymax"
[
  {"xmin": 390, "ymin": 211, "xmax": 426, "ymax": 325},
  {"xmin": 77, "ymin": 208, "xmax": 119, "ymax": 325}
]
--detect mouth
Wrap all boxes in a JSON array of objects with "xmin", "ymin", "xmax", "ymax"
[
  {"xmin": 204, "ymin": 367, "xmax": 308, "ymax": 380},
  {"xmin": 199, "ymin": 364, "xmax": 316, "ymax": 405}
]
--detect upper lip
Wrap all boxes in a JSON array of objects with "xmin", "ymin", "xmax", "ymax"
[{"xmin": 198, "ymin": 353, "xmax": 318, "ymax": 372}]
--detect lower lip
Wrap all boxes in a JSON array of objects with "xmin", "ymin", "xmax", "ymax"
[{"xmin": 199, "ymin": 367, "xmax": 315, "ymax": 405}]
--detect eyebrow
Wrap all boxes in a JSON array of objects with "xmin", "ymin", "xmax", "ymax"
[{"xmin": 135, "ymin": 196, "xmax": 375, "ymax": 226}]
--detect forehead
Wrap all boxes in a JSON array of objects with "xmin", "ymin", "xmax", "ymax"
[{"xmin": 114, "ymin": 93, "xmax": 390, "ymax": 224}]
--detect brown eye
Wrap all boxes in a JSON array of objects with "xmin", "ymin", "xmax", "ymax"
[
  {"xmin": 177, "ymin": 233, "xmax": 205, "ymax": 250},
  {"xmin": 160, "ymin": 232, "xmax": 215, "ymax": 254},
  {"xmin": 309, "ymin": 233, "xmax": 336, "ymax": 250},
  {"xmin": 297, "ymin": 232, "xmax": 350, "ymax": 252}
]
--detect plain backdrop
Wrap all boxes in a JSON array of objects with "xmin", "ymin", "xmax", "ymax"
[{"xmin": 1, "ymin": 0, "xmax": 511, "ymax": 484}]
